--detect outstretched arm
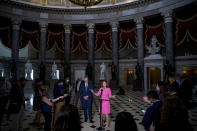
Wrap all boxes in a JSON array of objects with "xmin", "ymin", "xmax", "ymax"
[
  {"xmin": 90, "ymin": 89, "xmax": 97, "ymax": 96},
  {"xmin": 110, "ymin": 95, "xmax": 116, "ymax": 99},
  {"xmin": 108, "ymin": 88, "xmax": 116, "ymax": 99}
]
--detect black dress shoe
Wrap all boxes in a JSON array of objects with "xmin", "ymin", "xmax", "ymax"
[{"xmin": 90, "ymin": 120, "xmax": 94, "ymax": 123}]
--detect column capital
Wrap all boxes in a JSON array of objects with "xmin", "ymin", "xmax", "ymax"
[
  {"xmin": 87, "ymin": 23, "xmax": 95, "ymax": 34},
  {"xmin": 11, "ymin": 19, "xmax": 21, "ymax": 30},
  {"xmin": 162, "ymin": 10, "xmax": 173, "ymax": 23},
  {"xmin": 110, "ymin": 22, "xmax": 118, "ymax": 32},
  {"xmin": 39, "ymin": 22, "xmax": 47, "ymax": 32},
  {"xmin": 63, "ymin": 24, "xmax": 71, "ymax": 33},
  {"xmin": 134, "ymin": 17, "xmax": 143, "ymax": 29}
]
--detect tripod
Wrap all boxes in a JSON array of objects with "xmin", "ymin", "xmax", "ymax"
[{"xmin": 97, "ymin": 89, "xmax": 105, "ymax": 130}]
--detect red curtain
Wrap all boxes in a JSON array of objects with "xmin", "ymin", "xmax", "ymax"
[
  {"xmin": 47, "ymin": 31, "xmax": 64, "ymax": 52},
  {"xmin": 0, "ymin": 26, "xmax": 11, "ymax": 48},
  {"xmin": 71, "ymin": 31, "xmax": 88, "ymax": 53},
  {"xmin": 175, "ymin": 15, "xmax": 197, "ymax": 46},
  {"xmin": 95, "ymin": 30, "xmax": 112, "ymax": 52},
  {"xmin": 20, "ymin": 29, "xmax": 39, "ymax": 50},
  {"xmin": 119, "ymin": 28, "xmax": 137, "ymax": 50},
  {"xmin": 145, "ymin": 23, "xmax": 165, "ymax": 47}
]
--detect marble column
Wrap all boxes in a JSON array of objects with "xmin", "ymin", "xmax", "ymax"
[
  {"xmin": 39, "ymin": 22, "xmax": 47, "ymax": 64},
  {"xmin": 135, "ymin": 17, "xmax": 144, "ymax": 91},
  {"xmin": 163, "ymin": 11, "xmax": 174, "ymax": 67},
  {"xmin": 64, "ymin": 24, "xmax": 71, "ymax": 79},
  {"xmin": 11, "ymin": 19, "xmax": 21, "ymax": 80},
  {"xmin": 111, "ymin": 22, "xmax": 119, "ymax": 84},
  {"xmin": 87, "ymin": 23, "xmax": 95, "ymax": 83}
]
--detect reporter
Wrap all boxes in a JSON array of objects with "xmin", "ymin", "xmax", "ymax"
[{"xmin": 39, "ymin": 85, "xmax": 67, "ymax": 131}]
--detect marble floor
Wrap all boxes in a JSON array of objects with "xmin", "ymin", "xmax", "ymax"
[{"xmin": 1, "ymin": 81, "xmax": 197, "ymax": 131}]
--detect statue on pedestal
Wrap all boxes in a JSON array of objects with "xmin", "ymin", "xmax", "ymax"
[
  {"xmin": 25, "ymin": 60, "xmax": 32, "ymax": 80},
  {"xmin": 100, "ymin": 62, "xmax": 106, "ymax": 80},
  {"xmin": 110, "ymin": 62, "xmax": 117, "ymax": 80},
  {"xmin": 146, "ymin": 36, "xmax": 160, "ymax": 55},
  {"xmin": 51, "ymin": 61, "xmax": 57, "ymax": 79},
  {"xmin": 85, "ymin": 63, "xmax": 93, "ymax": 81},
  {"xmin": 134, "ymin": 62, "xmax": 143, "ymax": 91},
  {"xmin": 135, "ymin": 62, "xmax": 141, "ymax": 81},
  {"xmin": 39, "ymin": 62, "xmax": 45, "ymax": 82},
  {"xmin": 164, "ymin": 60, "xmax": 174, "ymax": 83}
]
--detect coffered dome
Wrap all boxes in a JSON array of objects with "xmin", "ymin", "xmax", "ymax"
[{"xmin": 12, "ymin": 0, "xmax": 140, "ymax": 8}]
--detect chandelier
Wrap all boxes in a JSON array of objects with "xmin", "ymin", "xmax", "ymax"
[{"xmin": 69, "ymin": 0, "xmax": 103, "ymax": 7}]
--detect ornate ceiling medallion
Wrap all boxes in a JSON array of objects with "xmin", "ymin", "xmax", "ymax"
[{"xmin": 69, "ymin": 0, "xmax": 103, "ymax": 7}]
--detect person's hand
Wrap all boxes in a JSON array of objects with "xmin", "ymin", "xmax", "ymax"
[
  {"xmin": 112, "ymin": 95, "xmax": 116, "ymax": 99},
  {"xmin": 149, "ymin": 122, "xmax": 155, "ymax": 131},
  {"xmin": 141, "ymin": 96, "xmax": 150, "ymax": 103},
  {"xmin": 59, "ymin": 96, "xmax": 64, "ymax": 99},
  {"xmin": 90, "ymin": 89, "xmax": 94, "ymax": 93},
  {"xmin": 64, "ymin": 94, "xmax": 68, "ymax": 97},
  {"xmin": 84, "ymin": 96, "xmax": 88, "ymax": 100}
]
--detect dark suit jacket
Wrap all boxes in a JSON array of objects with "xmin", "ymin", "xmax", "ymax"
[
  {"xmin": 9, "ymin": 83, "xmax": 25, "ymax": 113},
  {"xmin": 79, "ymin": 81, "xmax": 93, "ymax": 105},
  {"xmin": 142, "ymin": 100, "xmax": 162, "ymax": 131}
]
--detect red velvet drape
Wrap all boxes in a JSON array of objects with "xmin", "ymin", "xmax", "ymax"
[{"xmin": 71, "ymin": 31, "xmax": 88, "ymax": 53}]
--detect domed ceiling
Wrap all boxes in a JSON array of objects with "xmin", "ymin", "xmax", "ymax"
[{"xmin": 12, "ymin": 0, "xmax": 139, "ymax": 8}]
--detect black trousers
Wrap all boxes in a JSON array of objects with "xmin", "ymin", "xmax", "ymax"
[
  {"xmin": 43, "ymin": 112, "xmax": 52, "ymax": 131},
  {"xmin": 83, "ymin": 102, "xmax": 92, "ymax": 121}
]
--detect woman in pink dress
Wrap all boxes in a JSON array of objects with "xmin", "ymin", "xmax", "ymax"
[{"xmin": 91, "ymin": 80, "xmax": 116, "ymax": 128}]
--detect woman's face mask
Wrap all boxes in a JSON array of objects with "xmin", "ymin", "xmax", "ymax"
[{"xmin": 58, "ymin": 84, "xmax": 64, "ymax": 88}]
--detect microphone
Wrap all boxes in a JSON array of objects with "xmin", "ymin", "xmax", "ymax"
[{"xmin": 100, "ymin": 89, "xmax": 103, "ymax": 96}]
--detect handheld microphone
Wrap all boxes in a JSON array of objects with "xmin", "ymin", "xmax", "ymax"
[{"xmin": 100, "ymin": 89, "xmax": 103, "ymax": 96}]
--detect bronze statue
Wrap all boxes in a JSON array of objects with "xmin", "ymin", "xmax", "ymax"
[
  {"xmin": 111, "ymin": 62, "xmax": 117, "ymax": 80},
  {"xmin": 39, "ymin": 62, "xmax": 45, "ymax": 82},
  {"xmin": 85, "ymin": 63, "xmax": 93, "ymax": 81},
  {"xmin": 164, "ymin": 60, "xmax": 173, "ymax": 83}
]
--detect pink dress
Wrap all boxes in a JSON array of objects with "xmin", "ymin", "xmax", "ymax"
[{"xmin": 97, "ymin": 88, "xmax": 112, "ymax": 114}]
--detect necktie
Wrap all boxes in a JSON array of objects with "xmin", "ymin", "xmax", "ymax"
[{"xmin": 85, "ymin": 83, "xmax": 88, "ymax": 92}]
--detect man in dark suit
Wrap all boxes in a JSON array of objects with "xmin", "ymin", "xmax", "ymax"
[
  {"xmin": 142, "ymin": 91, "xmax": 162, "ymax": 131},
  {"xmin": 80, "ymin": 76, "xmax": 94, "ymax": 123}
]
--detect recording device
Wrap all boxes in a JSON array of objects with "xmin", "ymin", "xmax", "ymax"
[{"xmin": 141, "ymin": 109, "xmax": 146, "ymax": 113}]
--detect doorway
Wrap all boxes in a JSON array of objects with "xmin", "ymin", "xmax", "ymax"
[
  {"xmin": 183, "ymin": 66, "xmax": 197, "ymax": 87},
  {"xmin": 124, "ymin": 68, "xmax": 134, "ymax": 86},
  {"xmin": 147, "ymin": 67, "xmax": 161, "ymax": 90}
]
